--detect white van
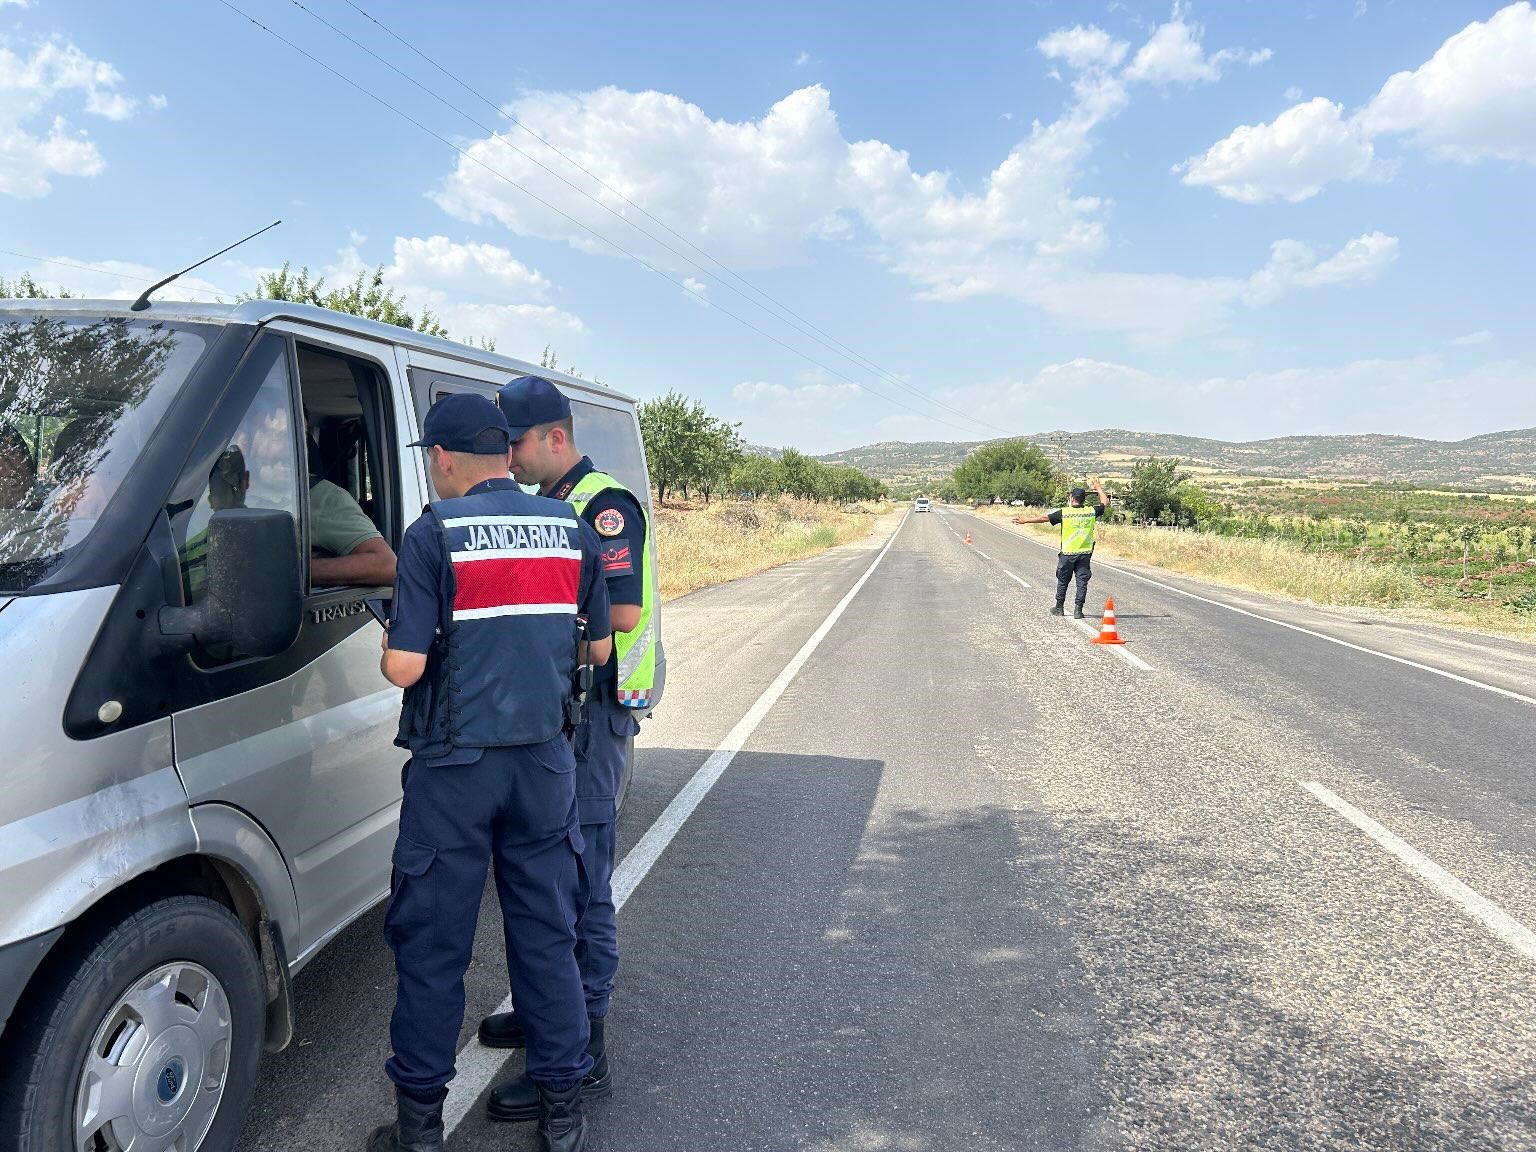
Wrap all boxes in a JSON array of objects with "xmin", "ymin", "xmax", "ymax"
[{"xmin": 0, "ymin": 299, "xmax": 663, "ymax": 1150}]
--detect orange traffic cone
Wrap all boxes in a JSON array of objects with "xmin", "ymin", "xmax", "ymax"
[
  {"xmin": 964, "ymin": 530, "xmax": 973, "ymax": 545},
  {"xmin": 1091, "ymin": 597, "xmax": 1126, "ymax": 645}
]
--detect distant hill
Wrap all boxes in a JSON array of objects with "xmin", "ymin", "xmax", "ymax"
[{"xmin": 813, "ymin": 428, "xmax": 1536, "ymax": 491}]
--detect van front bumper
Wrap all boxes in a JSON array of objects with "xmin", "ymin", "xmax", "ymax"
[{"xmin": 0, "ymin": 926, "xmax": 63, "ymax": 1040}]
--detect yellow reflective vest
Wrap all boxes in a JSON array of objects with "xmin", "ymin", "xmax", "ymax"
[
  {"xmin": 1059, "ymin": 505, "xmax": 1098, "ymax": 555},
  {"xmin": 567, "ymin": 470, "xmax": 656, "ymax": 709}
]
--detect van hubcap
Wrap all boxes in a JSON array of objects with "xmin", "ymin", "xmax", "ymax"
[{"xmin": 75, "ymin": 962, "xmax": 232, "ymax": 1151}]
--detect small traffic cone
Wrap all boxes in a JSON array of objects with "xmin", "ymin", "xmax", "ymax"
[
  {"xmin": 964, "ymin": 529, "xmax": 972, "ymax": 545},
  {"xmin": 1091, "ymin": 597, "xmax": 1126, "ymax": 645}
]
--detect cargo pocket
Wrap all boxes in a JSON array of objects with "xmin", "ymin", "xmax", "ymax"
[{"xmin": 382, "ymin": 835, "xmax": 438, "ymax": 955}]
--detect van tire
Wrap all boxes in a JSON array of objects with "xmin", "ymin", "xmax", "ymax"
[{"xmin": 0, "ymin": 895, "xmax": 266, "ymax": 1152}]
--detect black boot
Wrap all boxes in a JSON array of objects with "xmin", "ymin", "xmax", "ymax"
[
  {"xmin": 538, "ymin": 1081, "xmax": 589, "ymax": 1152},
  {"xmin": 478, "ymin": 1009, "xmax": 526, "ymax": 1049},
  {"xmin": 365, "ymin": 1091, "xmax": 444, "ymax": 1152},
  {"xmin": 1073, "ymin": 606, "xmax": 1086, "ymax": 619},
  {"xmin": 486, "ymin": 1019, "xmax": 612, "ymax": 1122},
  {"xmin": 1049, "ymin": 603, "xmax": 1065, "ymax": 616}
]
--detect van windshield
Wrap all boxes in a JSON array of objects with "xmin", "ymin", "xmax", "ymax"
[{"xmin": 0, "ymin": 312, "xmax": 210, "ymax": 592}]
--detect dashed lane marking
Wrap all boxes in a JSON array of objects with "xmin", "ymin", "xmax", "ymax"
[
  {"xmin": 1004, "ymin": 570, "xmax": 1032, "ymax": 590},
  {"xmin": 441, "ymin": 512, "xmax": 912, "ymax": 1135},
  {"xmin": 1301, "ymin": 782, "xmax": 1536, "ymax": 964}
]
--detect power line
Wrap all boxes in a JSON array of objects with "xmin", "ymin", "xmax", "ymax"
[
  {"xmin": 213, "ymin": 0, "xmax": 1002, "ymax": 441},
  {"xmin": 0, "ymin": 249, "xmax": 238, "ymax": 302},
  {"xmin": 333, "ymin": 0, "xmax": 1016, "ymax": 437},
  {"xmin": 289, "ymin": 0, "xmax": 1015, "ymax": 439}
]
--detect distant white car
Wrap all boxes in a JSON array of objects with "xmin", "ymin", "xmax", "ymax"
[{"xmin": 913, "ymin": 497, "xmax": 931, "ymax": 512}]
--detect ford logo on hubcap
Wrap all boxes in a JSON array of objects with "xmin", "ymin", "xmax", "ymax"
[{"xmin": 157, "ymin": 1058, "xmax": 185, "ymax": 1104}]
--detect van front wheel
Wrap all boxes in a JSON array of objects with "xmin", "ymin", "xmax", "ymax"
[{"xmin": 1, "ymin": 895, "xmax": 266, "ymax": 1152}]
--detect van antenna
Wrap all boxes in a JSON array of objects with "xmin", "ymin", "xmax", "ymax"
[{"xmin": 130, "ymin": 219, "xmax": 282, "ymax": 311}]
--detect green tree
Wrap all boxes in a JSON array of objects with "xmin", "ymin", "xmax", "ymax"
[
  {"xmin": 1, "ymin": 273, "xmax": 73, "ymax": 300},
  {"xmin": 950, "ymin": 439, "xmax": 1057, "ymax": 504},
  {"xmin": 695, "ymin": 416, "xmax": 744, "ymax": 502},
  {"xmin": 638, "ymin": 390, "xmax": 707, "ymax": 503},
  {"xmin": 247, "ymin": 262, "xmax": 449, "ymax": 338},
  {"xmin": 1124, "ymin": 457, "xmax": 1187, "ymax": 524},
  {"xmin": 729, "ymin": 454, "xmax": 782, "ymax": 499}
]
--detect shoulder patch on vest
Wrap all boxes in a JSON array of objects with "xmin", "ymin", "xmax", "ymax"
[{"xmin": 594, "ymin": 507, "xmax": 625, "ymax": 537}]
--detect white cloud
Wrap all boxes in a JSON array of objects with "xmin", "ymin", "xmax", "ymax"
[
  {"xmin": 318, "ymin": 237, "xmax": 581, "ymax": 352},
  {"xmin": 794, "ymin": 50, "xmax": 811, "ymax": 67},
  {"xmin": 434, "ymin": 85, "xmax": 852, "ymax": 270},
  {"xmin": 1186, "ymin": 3, "xmax": 1536, "ymax": 203},
  {"xmin": 1355, "ymin": 1, "xmax": 1536, "ymax": 165},
  {"xmin": 149, "ymin": 94, "xmax": 168, "ymax": 111},
  {"xmin": 0, "ymin": 1, "xmax": 32, "ymax": 8},
  {"xmin": 0, "ymin": 35, "xmax": 145, "ymax": 197},
  {"xmin": 1450, "ymin": 329, "xmax": 1493, "ymax": 346},
  {"xmin": 733, "ymin": 379, "xmax": 861, "ymax": 410},
  {"xmin": 1243, "ymin": 231, "xmax": 1398, "ymax": 303},
  {"xmin": 432, "ymin": 29, "xmax": 1381, "ymax": 345},
  {"xmin": 681, "ymin": 276, "xmax": 708, "ymax": 304},
  {"xmin": 1037, "ymin": 24, "xmax": 1129, "ymax": 72},
  {"xmin": 1178, "ymin": 98, "xmax": 1381, "ymax": 203},
  {"xmin": 933, "ymin": 354, "xmax": 1536, "ymax": 443},
  {"xmin": 1124, "ymin": 2, "xmax": 1272, "ymax": 86},
  {"xmin": 1284, "ymin": 85, "xmax": 1303, "ymax": 101},
  {"xmin": 385, "ymin": 235, "xmax": 549, "ymax": 296}
]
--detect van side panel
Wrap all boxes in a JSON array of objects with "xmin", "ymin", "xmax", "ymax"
[{"xmin": 0, "ymin": 587, "xmax": 188, "ymax": 949}]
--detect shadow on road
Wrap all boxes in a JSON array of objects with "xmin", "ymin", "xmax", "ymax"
[{"xmin": 449, "ymin": 749, "xmax": 1116, "ymax": 1152}]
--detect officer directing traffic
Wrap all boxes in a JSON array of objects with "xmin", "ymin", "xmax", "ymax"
[
  {"xmin": 478, "ymin": 375, "xmax": 657, "ymax": 1120},
  {"xmin": 1014, "ymin": 478, "xmax": 1111, "ymax": 618},
  {"xmin": 370, "ymin": 392, "xmax": 611, "ymax": 1152}
]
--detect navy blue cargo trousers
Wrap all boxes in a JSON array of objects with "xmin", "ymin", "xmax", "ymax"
[
  {"xmin": 571, "ymin": 688, "xmax": 639, "ymax": 1019},
  {"xmin": 1055, "ymin": 551, "xmax": 1093, "ymax": 610},
  {"xmin": 384, "ymin": 738, "xmax": 593, "ymax": 1100}
]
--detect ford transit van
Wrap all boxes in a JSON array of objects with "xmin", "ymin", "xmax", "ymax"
[{"xmin": 0, "ymin": 299, "xmax": 663, "ymax": 1151}]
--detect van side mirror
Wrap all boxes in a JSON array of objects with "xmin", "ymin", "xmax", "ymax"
[{"xmin": 160, "ymin": 508, "xmax": 302, "ymax": 659}]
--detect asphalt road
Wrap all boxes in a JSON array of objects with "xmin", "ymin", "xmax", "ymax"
[{"xmin": 235, "ymin": 507, "xmax": 1535, "ymax": 1151}]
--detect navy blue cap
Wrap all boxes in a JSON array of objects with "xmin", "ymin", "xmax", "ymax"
[
  {"xmin": 497, "ymin": 375, "xmax": 572, "ymax": 439},
  {"xmin": 1070, "ymin": 486, "xmax": 1087, "ymax": 501},
  {"xmin": 408, "ymin": 393, "xmax": 511, "ymax": 455}
]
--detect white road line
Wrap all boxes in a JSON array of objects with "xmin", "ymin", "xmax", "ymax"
[
  {"xmin": 979, "ymin": 514, "xmax": 1536, "ymax": 709},
  {"xmin": 1003, "ymin": 570, "xmax": 1032, "ymax": 590},
  {"xmin": 975, "ymin": 550, "xmax": 991, "ymax": 561},
  {"xmin": 442, "ymin": 512, "xmax": 911, "ymax": 1135},
  {"xmin": 1301, "ymin": 782, "xmax": 1536, "ymax": 964}
]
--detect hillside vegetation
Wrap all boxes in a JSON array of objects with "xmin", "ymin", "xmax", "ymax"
[{"xmin": 820, "ymin": 427, "xmax": 1536, "ymax": 493}]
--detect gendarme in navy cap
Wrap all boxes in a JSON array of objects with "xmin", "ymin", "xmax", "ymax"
[
  {"xmin": 407, "ymin": 392, "xmax": 511, "ymax": 455},
  {"xmin": 497, "ymin": 375, "xmax": 572, "ymax": 440}
]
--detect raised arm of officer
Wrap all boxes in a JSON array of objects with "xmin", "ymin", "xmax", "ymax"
[{"xmin": 1092, "ymin": 477, "xmax": 1110, "ymax": 510}]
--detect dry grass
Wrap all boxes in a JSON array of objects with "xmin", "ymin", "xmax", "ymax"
[
  {"xmin": 979, "ymin": 507, "xmax": 1536, "ymax": 640},
  {"xmin": 654, "ymin": 496, "xmax": 888, "ymax": 601}
]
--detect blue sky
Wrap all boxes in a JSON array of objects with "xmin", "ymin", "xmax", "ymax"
[{"xmin": 3, "ymin": 0, "xmax": 1533, "ymax": 453}]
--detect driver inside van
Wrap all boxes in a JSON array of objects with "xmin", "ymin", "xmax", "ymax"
[
  {"xmin": 305, "ymin": 422, "xmax": 396, "ymax": 588},
  {"xmin": 0, "ymin": 424, "xmax": 37, "ymax": 508}
]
